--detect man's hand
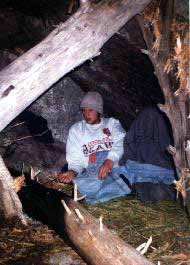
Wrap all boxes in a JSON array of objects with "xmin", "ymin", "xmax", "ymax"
[
  {"xmin": 98, "ymin": 159, "xmax": 113, "ymax": 180},
  {"xmin": 57, "ymin": 170, "xmax": 77, "ymax": 183}
]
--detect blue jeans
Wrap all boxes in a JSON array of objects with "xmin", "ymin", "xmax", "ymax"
[
  {"xmin": 73, "ymin": 154, "xmax": 175, "ymax": 204},
  {"xmin": 123, "ymin": 160, "xmax": 175, "ymax": 185},
  {"xmin": 73, "ymin": 151, "xmax": 130, "ymax": 204}
]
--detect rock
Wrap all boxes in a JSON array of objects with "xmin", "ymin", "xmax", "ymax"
[
  {"xmin": 0, "ymin": 111, "xmax": 66, "ymax": 180},
  {"xmin": 3, "ymin": 140, "xmax": 66, "ymax": 180},
  {"xmin": 29, "ymin": 77, "xmax": 84, "ymax": 143}
]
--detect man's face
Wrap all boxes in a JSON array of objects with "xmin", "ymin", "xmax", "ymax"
[{"xmin": 82, "ymin": 108, "xmax": 100, "ymax": 124}]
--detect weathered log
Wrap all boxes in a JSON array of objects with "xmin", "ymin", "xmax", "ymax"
[
  {"xmin": 18, "ymin": 180, "xmax": 152, "ymax": 264},
  {"xmin": 0, "ymin": 155, "xmax": 26, "ymax": 223},
  {"xmin": 137, "ymin": 14, "xmax": 188, "ymax": 171},
  {"xmin": 0, "ymin": 0, "xmax": 152, "ymax": 132},
  {"xmin": 63, "ymin": 199, "xmax": 153, "ymax": 265}
]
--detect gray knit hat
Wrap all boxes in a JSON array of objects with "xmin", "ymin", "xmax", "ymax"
[{"xmin": 80, "ymin": 91, "xmax": 103, "ymax": 114}]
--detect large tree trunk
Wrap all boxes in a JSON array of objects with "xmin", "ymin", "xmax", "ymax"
[
  {"xmin": 0, "ymin": 0, "xmax": 152, "ymax": 132},
  {"xmin": 136, "ymin": 0, "xmax": 189, "ymax": 207},
  {"xmin": 64, "ymin": 199, "xmax": 153, "ymax": 265}
]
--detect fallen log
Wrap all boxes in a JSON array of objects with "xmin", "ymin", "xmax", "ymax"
[
  {"xmin": 63, "ymin": 199, "xmax": 153, "ymax": 265},
  {"xmin": 18, "ymin": 179, "xmax": 153, "ymax": 264}
]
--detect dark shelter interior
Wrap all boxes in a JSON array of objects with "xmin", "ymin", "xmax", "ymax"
[{"xmin": 0, "ymin": 1, "xmax": 189, "ymax": 265}]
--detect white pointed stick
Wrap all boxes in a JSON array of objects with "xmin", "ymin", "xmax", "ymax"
[
  {"xmin": 30, "ymin": 166, "xmax": 40, "ymax": 181},
  {"xmin": 74, "ymin": 183, "xmax": 78, "ymax": 201},
  {"xmin": 75, "ymin": 208, "xmax": 85, "ymax": 223},
  {"xmin": 140, "ymin": 49, "xmax": 150, "ymax": 55},
  {"xmin": 73, "ymin": 183, "xmax": 86, "ymax": 201},
  {"xmin": 99, "ymin": 215, "xmax": 103, "ymax": 232},
  {"xmin": 136, "ymin": 242, "xmax": 146, "ymax": 252},
  {"xmin": 30, "ymin": 166, "xmax": 35, "ymax": 180},
  {"xmin": 77, "ymin": 194, "xmax": 86, "ymax": 201},
  {"xmin": 61, "ymin": 200, "xmax": 72, "ymax": 215},
  {"xmin": 140, "ymin": 236, "xmax": 152, "ymax": 255}
]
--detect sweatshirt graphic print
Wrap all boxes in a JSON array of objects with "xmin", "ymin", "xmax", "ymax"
[{"xmin": 66, "ymin": 117, "xmax": 126, "ymax": 174}]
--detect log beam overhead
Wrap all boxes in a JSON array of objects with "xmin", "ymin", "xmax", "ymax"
[{"xmin": 0, "ymin": 0, "xmax": 152, "ymax": 132}]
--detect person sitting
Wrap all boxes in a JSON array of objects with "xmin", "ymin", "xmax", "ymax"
[
  {"xmin": 58, "ymin": 91, "xmax": 130, "ymax": 204},
  {"xmin": 123, "ymin": 101, "xmax": 176, "ymax": 202}
]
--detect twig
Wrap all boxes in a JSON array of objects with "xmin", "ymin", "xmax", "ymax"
[
  {"xmin": 11, "ymin": 129, "xmax": 49, "ymax": 142},
  {"xmin": 11, "ymin": 121, "xmax": 26, "ymax": 128},
  {"xmin": 75, "ymin": 208, "xmax": 85, "ymax": 222},
  {"xmin": 74, "ymin": 183, "xmax": 78, "ymax": 201},
  {"xmin": 68, "ymin": 0, "xmax": 76, "ymax": 14},
  {"xmin": 61, "ymin": 200, "xmax": 72, "ymax": 215},
  {"xmin": 73, "ymin": 183, "xmax": 86, "ymax": 201},
  {"xmin": 30, "ymin": 166, "xmax": 40, "ymax": 181},
  {"xmin": 99, "ymin": 215, "xmax": 103, "ymax": 232},
  {"xmin": 136, "ymin": 236, "xmax": 152, "ymax": 255}
]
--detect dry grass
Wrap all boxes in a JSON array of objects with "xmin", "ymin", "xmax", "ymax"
[
  {"xmin": 86, "ymin": 197, "xmax": 190, "ymax": 264},
  {"xmin": 0, "ymin": 194, "xmax": 189, "ymax": 265}
]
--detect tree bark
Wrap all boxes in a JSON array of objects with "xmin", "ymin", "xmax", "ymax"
[
  {"xmin": 136, "ymin": 16, "xmax": 188, "ymax": 171},
  {"xmin": 0, "ymin": 0, "xmax": 152, "ymax": 132},
  {"xmin": 136, "ymin": 0, "xmax": 189, "ymax": 206},
  {"xmin": 0, "ymin": 155, "xmax": 26, "ymax": 223},
  {"xmin": 64, "ymin": 199, "xmax": 153, "ymax": 265}
]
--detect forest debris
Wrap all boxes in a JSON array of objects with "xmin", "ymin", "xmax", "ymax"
[
  {"xmin": 136, "ymin": 236, "xmax": 152, "ymax": 255},
  {"xmin": 74, "ymin": 208, "xmax": 85, "ymax": 223},
  {"xmin": 141, "ymin": 49, "xmax": 150, "ymax": 55},
  {"xmin": 10, "ymin": 121, "xmax": 26, "ymax": 128},
  {"xmin": 13, "ymin": 175, "xmax": 25, "ymax": 192},
  {"xmin": 30, "ymin": 166, "xmax": 40, "ymax": 181},
  {"xmin": 174, "ymin": 168, "xmax": 190, "ymax": 204},
  {"xmin": 142, "ymin": 0, "xmax": 189, "ymax": 96},
  {"xmin": 0, "ymin": 198, "xmax": 189, "ymax": 264},
  {"xmin": 161, "ymin": 253, "xmax": 189, "ymax": 261},
  {"xmin": 68, "ymin": 0, "xmax": 77, "ymax": 14},
  {"xmin": 74, "ymin": 183, "xmax": 77, "ymax": 201},
  {"xmin": 99, "ymin": 215, "xmax": 103, "ymax": 232},
  {"xmin": 61, "ymin": 200, "xmax": 72, "ymax": 215},
  {"xmin": 11, "ymin": 129, "xmax": 49, "ymax": 143},
  {"xmin": 73, "ymin": 183, "xmax": 86, "ymax": 201},
  {"xmin": 164, "ymin": 58, "xmax": 173, "ymax": 74},
  {"xmin": 174, "ymin": 179, "xmax": 186, "ymax": 201}
]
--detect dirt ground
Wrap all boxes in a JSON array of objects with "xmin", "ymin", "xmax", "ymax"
[{"xmin": 0, "ymin": 195, "xmax": 189, "ymax": 265}]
